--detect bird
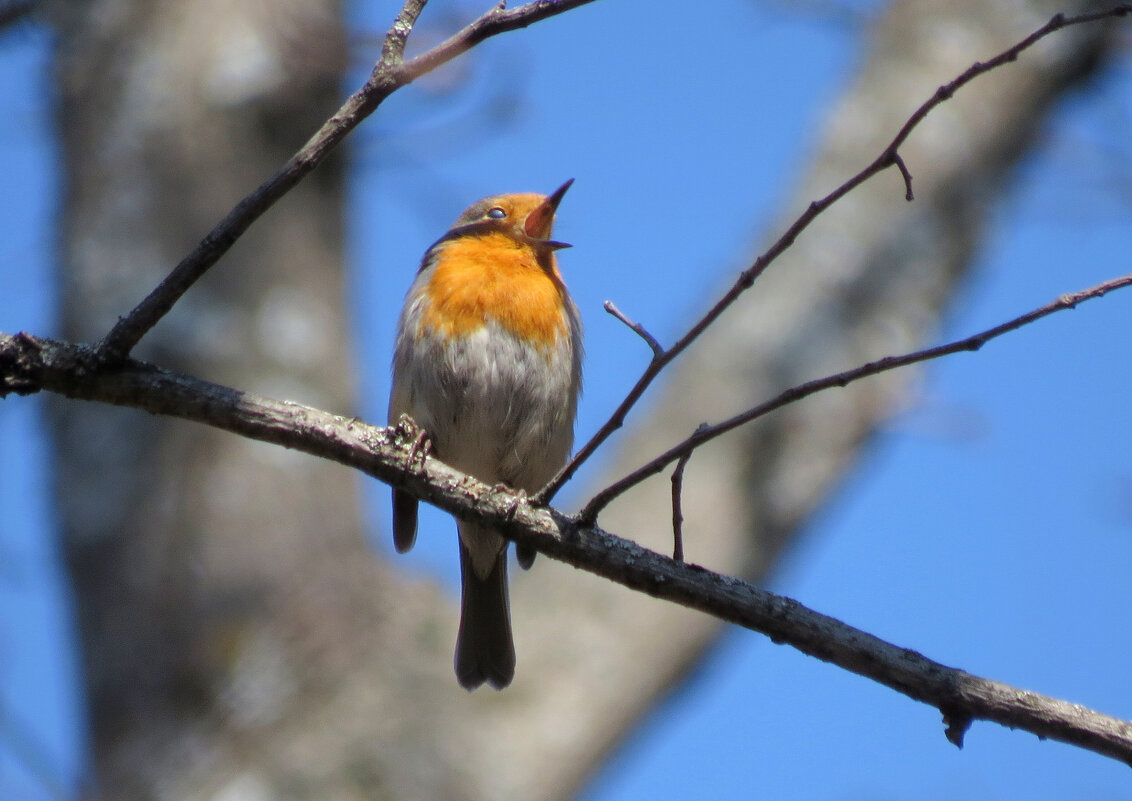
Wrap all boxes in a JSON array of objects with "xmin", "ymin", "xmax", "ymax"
[{"xmin": 388, "ymin": 180, "xmax": 583, "ymax": 690}]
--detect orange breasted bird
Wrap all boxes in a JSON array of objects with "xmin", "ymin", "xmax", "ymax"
[{"xmin": 389, "ymin": 180, "xmax": 583, "ymax": 690}]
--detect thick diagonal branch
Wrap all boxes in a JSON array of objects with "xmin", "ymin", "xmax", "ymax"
[{"xmin": 3, "ymin": 329, "xmax": 1131, "ymax": 765}]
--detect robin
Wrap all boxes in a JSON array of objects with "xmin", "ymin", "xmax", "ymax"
[{"xmin": 388, "ymin": 180, "xmax": 583, "ymax": 690}]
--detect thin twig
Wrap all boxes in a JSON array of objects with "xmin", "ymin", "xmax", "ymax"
[
  {"xmin": 97, "ymin": 0, "xmax": 598, "ymax": 362},
  {"xmin": 893, "ymin": 151, "xmax": 914, "ymax": 200},
  {"xmin": 535, "ymin": 4, "xmax": 1132, "ymax": 506},
  {"xmin": 605, "ymin": 300, "xmax": 664, "ymax": 357},
  {"xmin": 580, "ymin": 273, "xmax": 1132, "ymax": 521},
  {"xmin": 670, "ymin": 447, "xmax": 694, "ymax": 562},
  {"xmin": 4, "ymin": 327, "xmax": 1132, "ymax": 765}
]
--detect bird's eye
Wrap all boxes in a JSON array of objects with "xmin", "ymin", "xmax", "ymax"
[{"xmin": 486, "ymin": 207, "xmax": 507, "ymax": 220}]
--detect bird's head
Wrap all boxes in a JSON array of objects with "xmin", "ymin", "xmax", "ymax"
[{"xmin": 449, "ymin": 179, "xmax": 574, "ymax": 251}]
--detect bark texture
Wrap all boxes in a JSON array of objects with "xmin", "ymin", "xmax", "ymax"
[{"xmin": 43, "ymin": 1, "xmax": 1117, "ymax": 800}]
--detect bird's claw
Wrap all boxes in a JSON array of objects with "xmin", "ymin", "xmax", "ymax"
[
  {"xmin": 395, "ymin": 414, "xmax": 433, "ymax": 471},
  {"xmin": 499, "ymin": 485, "xmax": 527, "ymax": 521}
]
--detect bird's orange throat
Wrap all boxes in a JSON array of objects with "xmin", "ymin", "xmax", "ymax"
[{"xmin": 419, "ymin": 231, "xmax": 570, "ymax": 350}]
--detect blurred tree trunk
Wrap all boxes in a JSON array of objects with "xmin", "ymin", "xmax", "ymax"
[{"xmin": 43, "ymin": 0, "xmax": 1118, "ymax": 800}]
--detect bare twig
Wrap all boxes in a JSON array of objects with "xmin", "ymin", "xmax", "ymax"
[
  {"xmin": 604, "ymin": 300, "xmax": 664, "ymax": 357},
  {"xmin": 535, "ymin": 4, "xmax": 1132, "ymax": 505},
  {"xmin": 670, "ymin": 448, "xmax": 693, "ymax": 562},
  {"xmin": 580, "ymin": 273, "xmax": 1132, "ymax": 521},
  {"xmin": 893, "ymin": 152, "xmax": 914, "ymax": 200},
  {"xmin": 97, "ymin": 0, "xmax": 599, "ymax": 362},
  {"xmin": 3, "ymin": 326, "xmax": 1131, "ymax": 766}
]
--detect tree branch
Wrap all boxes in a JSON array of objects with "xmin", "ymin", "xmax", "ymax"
[
  {"xmin": 96, "ymin": 0, "xmax": 599, "ymax": 362},
  {"xmin": 605, "ymin": 300, "xmax": 664, "ymax": 357},
  {"xmin": 669, "ymin": 445, "xmax": 694, "ymax": 562},
  {"xmin": 2, "ymin": 329, "xmax": 1130, "ymax": 766},
  {"xmin": 536, "ymin": 3, "xmax": 1132, "ymax": 504},
  {"xmin": 581, "ymin": 272, "xmax": 1132, "ymax": 520}
]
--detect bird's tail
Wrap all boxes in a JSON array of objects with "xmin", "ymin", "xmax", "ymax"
[
  {"xmin": 455, "ymin": 524, "xmax": 515, "ymax": 690},
  {"xmin": 392, "ymin": 489, "xmax": 418, "ymax": 553}
]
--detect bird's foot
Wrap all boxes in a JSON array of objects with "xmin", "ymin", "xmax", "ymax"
[{"xmin": 394, "ymin": 414, "xmax": 434, "ymax": 471}]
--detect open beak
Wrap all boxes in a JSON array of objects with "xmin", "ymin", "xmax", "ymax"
[{"xmin": 524, "ymin": 178, "xmax": 574, "ymax": 248}]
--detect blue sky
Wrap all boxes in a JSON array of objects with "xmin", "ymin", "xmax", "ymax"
[{"xmin": 2, "ymin": 1, "xmax": 1131, "ymax": 799}]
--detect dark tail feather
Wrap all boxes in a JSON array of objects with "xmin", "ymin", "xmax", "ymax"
[
  {"xmin": 455, "ymin": 539, "xmax": 515, "ymax": 690},
  {"xmin": 392, "ymin": 489, "xmax": 418, "ymax": 553}
]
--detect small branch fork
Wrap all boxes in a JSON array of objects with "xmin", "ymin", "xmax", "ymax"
[
  {"xmin": 3, "ymin": 330, "xmax": 1132, "ymax": 765},
  {"xmin": 95, "ymin": 0, "xmax": 599, "ymax": 362},
  {"xmin": 535, "ymin": 3, "xmax": 1132, "ymax": 505}
]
